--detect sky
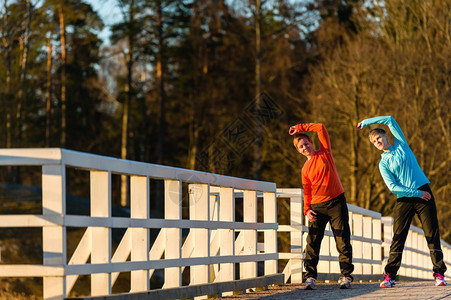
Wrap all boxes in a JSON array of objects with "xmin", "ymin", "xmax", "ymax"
[
  {"xmin": 85, "ymin": 0, "xmax": 309, "ymax": 45},
  {"xmin": 86, "ymin": 0, "xmax": 122, "ymax": 45}
]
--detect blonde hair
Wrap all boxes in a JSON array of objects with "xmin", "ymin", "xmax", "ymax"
[{"xmin": 368, "ymin": 128, "xmax": 387, "ymax": 140}]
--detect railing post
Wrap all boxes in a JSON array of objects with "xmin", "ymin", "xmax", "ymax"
[
  {"xmin": 423, "ymin": 235, "xmax": 430, "ymax": 278},
  {"xmin": 219, "ymin": 187, "xmax": 235, "ymax": 283},
  {"xmin": 290, "ymin": 192, "xmax": 303, "ymax": 283},
  {"xmin": 131, "ymin": 176, "xmax": 150, "ymax": 292},
  {"xmin": 372, "ymin": 218, "xmax": 382, "ymax": 275},
  {"xmin": 412, "ymin": 232, "xmax": 420, "ymax": 277},
  {"xmin": 264, "ymin": 191, "xmax": 277, "ymax": 275},
  {"xmin": 352, "ymin": 213, "xmax": 363, "ymax": 275},
  {"xmin": 405, "ymin": 230, "xmax": 413, "ymax": 277},
  {"xmin": 42, "ymin": 164, "xmax": 66, "ymax": 300},
  {"xmin": 363, "ymin": 216, "xmax": 373, "ymax": 275},
  {"xmin": 164, "ymin": 179, "xmax": 182, "ymax": 288},
  {"xmin": 381, "ymin": 216, "xmax": 393, "ymax": 265},
  {"xmin": 210, "ymin": 192, "xmax": 219, "ymax": 281},
  {"xmin": 241, "ymin": 190, "xmax": 257, "ymax": 279},
  {"xmin": 90, "ymin": 170, "xmax": 112, "ymax": 296},
  {"xmin": 190, "ymin": 184, "xmax": 210, "ymax": 285}
]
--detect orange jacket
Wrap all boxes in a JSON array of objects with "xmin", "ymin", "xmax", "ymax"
[{"xmin": 295, "ymin": 123, "xmax": 344, "ymax": 215}]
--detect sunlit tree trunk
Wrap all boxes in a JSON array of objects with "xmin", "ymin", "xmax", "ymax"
[
  {"xmin": 188, "ymin": 114, "xmax": 199, "ymax": 169},
  {"xmin": 16, "ymin": 0, "xmax": 32, "ymax": 149},
  {"xmin": 120, "ymin": 78, "xmax": 130, "ymax": 206},
  {"xmin": 58, "ymin": 2, "xmax": 67, "ymax": 147},
  {"xmin": 349, "ymin": 82, "xmax": 361, "ymax": 205},
  {"xmin": 46, "ymin": 37, "xmax": 53, "ymax": 147}
]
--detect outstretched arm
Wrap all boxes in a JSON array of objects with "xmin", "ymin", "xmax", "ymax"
[
  {"xmin": 289, "ymin": 123, "xmax": 331, "ymax": 151},
  {"xmin": 358, "ymin": 116, "xmax": 407, "ymax": 145}
]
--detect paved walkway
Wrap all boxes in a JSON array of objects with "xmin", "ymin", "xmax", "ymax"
[{"xmin": 214, "ymin": 281, "xmax": 451, "ymax": 299}]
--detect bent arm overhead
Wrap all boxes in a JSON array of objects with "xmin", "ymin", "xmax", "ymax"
[
  {"xmin": 294, "ymin": 123, "xmax": 331, "ymax": 151},
  {"xmin": 359, "ymin": 116, "xmax": 407, "ymax": 145}
]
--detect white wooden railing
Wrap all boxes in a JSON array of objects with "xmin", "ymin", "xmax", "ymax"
[
  {"xmin": 0, "ymin": 149, "xmax": 449, "ymax": 299},
  {"xmin": 0, "ymin": 148, "xmax": 280, "ymax": 300},
  {"xmin": 277, "ymin": 188, "xmax": 451, "ymax": 282}
]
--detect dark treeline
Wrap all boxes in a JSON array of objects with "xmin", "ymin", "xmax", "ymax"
[{"xmin": 1, "ymin": 0, "xmax": 450, "ymax": 240}]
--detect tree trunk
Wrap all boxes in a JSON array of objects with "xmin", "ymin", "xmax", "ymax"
[
  {"xmin": 58, "ymin": 2, "xmax": 67, "ymax": 147},
  {"xmin": 156, "ymin": 3, "xmax": 166, "ymax": 165},
  {"xmin": 350, "ymin": 82, "xmax": 361, "ymax": 205},
  {"xmin": 46, "ymin": 37, "xmax": 53, "ymax": 147},
  {"xmin": 252, "ymin": 0, "xmax": 262, "ymax": 180},
  {"xmin": 120, "ymin": 1, "xmax": 137, "ymax": 207},
  {"xmin": 188, "ymin": 114, "xmax": 199, "ymax": 170},
  {"xmin": 3, "ymin": 0, "xmax": 12, "ymax": 149},
  {"xmin": 120, "ymin": 54, "xmax": 131, "ymax": 206},
  {"xmin": 16, "ymin": 0, "xmax": 32, "ymax": 148},
  {"xmin": 349, "ymin": 123, "xmax": 358, "ymax": 205}
]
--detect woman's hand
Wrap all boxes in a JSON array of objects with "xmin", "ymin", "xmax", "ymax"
[
  {"xmin": 289, "ymin": 126, "xmax": 297, "ymax": 135},
  {"xmin": 306, "ymin": 209, "xmax": 317, "ymax": 222},
  {"xmin": 421, "ymin": 191, "xmax": 431, "ymax": 201},
  {"xmin": 357, "ymin": 122, "xmax": 363, "ymax": 130}
]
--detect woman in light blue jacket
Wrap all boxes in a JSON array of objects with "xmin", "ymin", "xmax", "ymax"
[{"xmin": 358, "ymin": 116, "xmax": 447, "ymax": 288}]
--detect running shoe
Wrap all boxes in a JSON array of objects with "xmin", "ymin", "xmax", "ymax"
[
  {"xmin": 338, "ymin": 276, "xmax": 352, "ymax": 289},
  {"xmin": 305, "ymin": 277, "xmax": 316, "ymax": 290},
  {"xmin": 434, "ymin": 273, "xmax": 447, "ymax": 286},
  {"xmin": 380, "ymin": 274, "xmax": 395, "ymax": 288}
]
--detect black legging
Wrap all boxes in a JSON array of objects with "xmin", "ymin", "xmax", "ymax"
[
  {"xmin": 385, "ymin": 184, "xmax": 447, "ymax": 278},
  {"xmin": 304, "ymin": 193, "xmax": 354, "ymax": 279}
]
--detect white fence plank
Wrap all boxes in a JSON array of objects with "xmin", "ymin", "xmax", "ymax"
[
  {"xmin": 164, "ymin": 179, "xmax": 182, "ymax": 288},
  {"xmin": 131, "ymin": 176, "xmax": 150, "ymax": 292},
  {"xmin": 90, "ymin": 170, "xmax": 112, "ymax": 296},
  {"xmin": 42, "ymin": 164, "xmax": 66, "ymax": 299},
  {"xmin": 242, "ymin": 190, "xmax": 257, "ymax": 279},
  {"xmin": 219, "ymin": 187, "xmax": 235, "ymax": 284},
  {"xmin": 190, "ymin": 184, "xmax": 210, "ymax": 286}
]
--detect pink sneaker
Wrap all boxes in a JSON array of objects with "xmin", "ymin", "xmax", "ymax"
[
  {"xmin": 380, "ymin": 274, "xmax": 395, "ymax": 288},
  {"xmin": 434, "ymin": 273, "xmax": 447, "ymax": 286}
]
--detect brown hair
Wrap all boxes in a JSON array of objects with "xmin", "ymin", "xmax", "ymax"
[
  {"xmin": 368, "ymin": 128, "xmax": 387, "ymax": 141},
  {"xmin": 293, "ymin": 133, "xmax": 312, "ymax": 148}
]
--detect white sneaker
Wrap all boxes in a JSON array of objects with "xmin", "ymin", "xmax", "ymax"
[
  {"xmin": 305, "ymin": 277, "xmax": 316, "ymax": 290},
  {"xmin": 338, "ymin": 276, "xmax": 352, "ymax": 289}
]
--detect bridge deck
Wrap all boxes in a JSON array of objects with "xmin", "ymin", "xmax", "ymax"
[{"xmin": 212, "ymin": 280, "xmax": 451, "ymax": 299}]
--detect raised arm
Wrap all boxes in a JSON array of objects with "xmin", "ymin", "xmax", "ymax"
[
  {"xmin": 358, "ymin": 116, "xmax": 407, "ymax": 145},
  {"xmin": 289, "ymin": 123, "xmax": 331, "ymax": 151}
]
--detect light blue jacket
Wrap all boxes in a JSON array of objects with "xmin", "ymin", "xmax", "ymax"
[{"xmin": 360, "ymin": 116, "xmax": 429, "ymax": 198}]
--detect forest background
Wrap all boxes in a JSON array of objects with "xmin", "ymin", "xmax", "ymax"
[{"xmin": 1, "ymin": 0, "xmax": 450, "ymax": 245}]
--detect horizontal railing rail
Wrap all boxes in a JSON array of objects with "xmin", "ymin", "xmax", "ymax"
[{"xmin": 0, "ymin": 148, "xmax": 279, "ymax": 299}]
